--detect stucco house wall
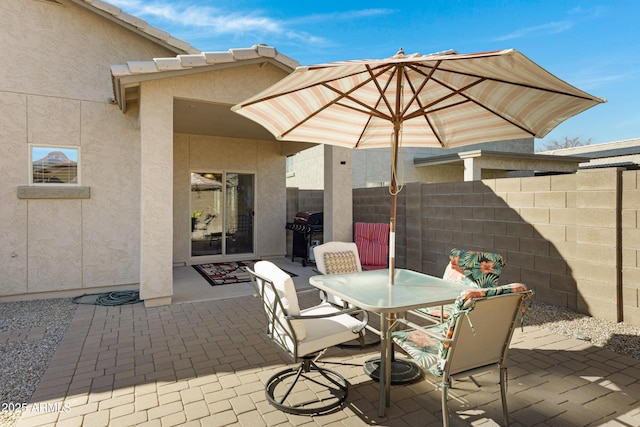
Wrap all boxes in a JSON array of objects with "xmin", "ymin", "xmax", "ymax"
[
  {"xmin": 0, "ymin": 0, "xmax": 178, "ymax": 297},
  {"xmin": 0, "ymin": 0, "xmax": 294, "ymax": 303},
  {"xmin": 286, "ymin": 138, "xmax": 535, "ymax": 189},
  {"xmin": 173, "ymin": 133, "xmax": 287, "ymax": 264}
]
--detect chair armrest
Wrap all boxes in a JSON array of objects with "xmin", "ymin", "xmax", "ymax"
[
  {"xmin": 287, "ymin": 306, "xmax": 364, "ymax": 320},
  {"xmin": 396, "ymin": 318, "xmax": 453, "ymax": 344},
  {"xmin": 287, "ymin": 307, "xmax": 368, "ymax": 333}
]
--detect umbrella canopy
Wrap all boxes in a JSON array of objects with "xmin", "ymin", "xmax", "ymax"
[
  {"xmin": 191, "ymin": 173, "xmax": 222, "ymax": 191},
  {"xmin": 232, "ymin": 48, "xmax": 605, "ymax": 283}
]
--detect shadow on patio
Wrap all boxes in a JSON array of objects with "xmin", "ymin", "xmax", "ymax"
[{"xmin": 15, "ymin": 285, "xmax": 640, "ymax": 427}]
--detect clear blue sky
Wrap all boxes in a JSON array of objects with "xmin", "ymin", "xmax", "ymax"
[{"xmin": 109, "ymin": 0, "xmax": 639, "ymax": 150}]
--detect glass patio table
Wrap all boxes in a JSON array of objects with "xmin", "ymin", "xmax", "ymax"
[{"xmin": 309, "ymin": 268, "xmax": 471, "ymax": 418}]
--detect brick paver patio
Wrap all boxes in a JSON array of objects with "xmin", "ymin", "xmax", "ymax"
[{"xmin": 15, "ymin": 289, "xmax": 640, "ymax": 426}]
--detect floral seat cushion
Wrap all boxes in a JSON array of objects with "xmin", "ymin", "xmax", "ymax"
[
  {"xmin": 393, "ymin": 283, "xmax": 529, "ymax": 376},
  {"xmin": 418, "ymin": 249, "xmax": 506, "ymax": 320},
  {"xmin": 442, "ymin": 248, "xmax": 505, "ymax": 288}
]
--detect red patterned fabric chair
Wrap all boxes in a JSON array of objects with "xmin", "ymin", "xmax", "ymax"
[{"xmin": 354, "ymin": 222, "xmax": 389, "ymax": 270}]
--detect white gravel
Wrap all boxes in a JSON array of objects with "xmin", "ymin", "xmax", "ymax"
[
  {"xmin": 0, "ymin": 298, "xmax": 77, "ymax": 427},
  {"xmin": 524, "ymin": 300, "xmax": 640, "ymax": 358},
  {"xmin": 0, "ymin": 297, "xmax": 639, "ymax": 426}
]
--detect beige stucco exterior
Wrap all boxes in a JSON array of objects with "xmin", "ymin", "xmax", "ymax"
[
  {"xmin": 0, "ymin": 0, "xmax": 300, "ymax": 305},
  {"xmin": 286, "ymin": 139, "xmax": 538, "ymax": 190}
]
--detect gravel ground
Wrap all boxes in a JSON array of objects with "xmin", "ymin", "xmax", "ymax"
[
  {"xmin": 0, "ymin": 298, "xmax": 639, "ymax": 426},
  {"xmin": 0, "ymin": 299, "xmax": 77, "ymax": 427},
  {"xmin": 524, "ymin": 300, "xmax": 640, "ymax": 358}
]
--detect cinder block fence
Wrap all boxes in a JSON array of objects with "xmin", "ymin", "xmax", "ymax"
[{"xmin": 288, "ymin": 168, "xmax": 640, "ymax": 327}]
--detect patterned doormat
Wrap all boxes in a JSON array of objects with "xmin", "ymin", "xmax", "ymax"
[{"xmin": 193, "ymin": 260, "xmax": 297, "ymax": 287}]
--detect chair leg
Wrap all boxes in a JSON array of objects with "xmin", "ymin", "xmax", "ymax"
[
  {"xmin": 265, "ymin": 357, "xmax": 349, "ymax": 415},
  {"xmin": 500, "ymin": 365, "xmax": 510, "ymax": 426},
  {"xmin": 441, "ymin": 378, "xmax": 451, "ymax": 427}
]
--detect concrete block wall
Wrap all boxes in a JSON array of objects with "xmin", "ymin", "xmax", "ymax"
[
  {"xmin": 288, "ymin": 167, "xmax": 640, "ymax": 326},
  {"xmin": 353, "ymin": 186, "xmax": 407, "ymax": 267},
  {"xmin": 407, "ymin": 169, "xmax": 628, "ymax": 323},
  {"xmin": 622, "ymin": 170, "xmax": 640, "ymax": 325}
]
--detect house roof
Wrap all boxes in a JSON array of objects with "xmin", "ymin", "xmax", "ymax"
[
  {"xmin": 72, "ymin": 0, "xmax": 303, "ymax": 143},
  {"xmin": 71, "ymin": 0, "xmax": 199, "ymax": 55},
  {"xmin": 72, "ymin": 1, "xmax": 300, "ymax": 113},
  {"xmin": 110, "ymin": 44, "xmax": 299, "ymax": 113},
  {"xmin": 413, "ymin": 149, "xmax": 590, "ymax": 178}
]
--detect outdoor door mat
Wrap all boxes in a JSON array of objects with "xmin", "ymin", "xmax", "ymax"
[{"xmin": 193, "ymin": 260, "xmax": 297, "ymax": 286}]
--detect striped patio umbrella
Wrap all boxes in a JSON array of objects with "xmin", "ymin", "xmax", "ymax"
[{"xmin": 232, "ymin": 48, "xmax": 605, "ymax": 284}]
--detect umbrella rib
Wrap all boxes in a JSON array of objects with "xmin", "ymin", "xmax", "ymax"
[
  {"xmin": 280, "ymin": 65, "xmax": 395, "ymax": 139},
  {"xmin": 353, "ymin": 64, "xmax": 400, "ymax": 147},
  {"xmin": 402, "ymin": 62, "xmax": 446, "ymax": 146},
  {"xmin": 427, "ymin": 76, "xmax": 538, "ymax": 136},
  {"xmin": 401, "ymin": 62, "xmax": 441, "ymax": 118},
  {"xmin": 327, "ymin": 63, "xmax": 397, "ymax": 120},
  {"xmin": 409, "ymin": 62, "xmax": 599, "ymax": 101}
]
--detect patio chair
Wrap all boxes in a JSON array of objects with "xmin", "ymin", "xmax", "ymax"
[
  {"xmin": 354, "ymin": 222, "xmax": 389, "ymax": 270},
  {"xmin": 416, "ymin": 248, "xmax": 505, "ymax": 322},
  {"xmin": 313, "ymin": 241, "xmax": 362, "ymax": 307},
  {"xmin": 393, "ymin": 283, "xmax": 532, "ymax": 427},
  {"xmin": 313, "ymin": 241, "xmax": 380, "ymax": 347},
  {"xmin": 247, "ymin": 260, "xmax": 368, "ymax": 415}
]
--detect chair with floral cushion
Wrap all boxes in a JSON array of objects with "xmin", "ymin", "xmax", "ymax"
[
  {"xmin": 416, "ymin": 248, "xmax": 506, "ymax": 322},
  {"xmin": 393, "ymin": 283, "xmax": 532, "ymax": 427},
  {"xmin": 354, "ymin": 222, "xmax": 389, "ymax": 270},
  {"xmin": 247, "ymin": 260, "xmax": 368, "ymax": 415}
]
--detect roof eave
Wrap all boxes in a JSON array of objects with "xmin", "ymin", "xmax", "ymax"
[
  {"xmin": 70, "ymin": 0, "xmax": 199, "ymax": 55},
  {"xmin": 111, "ymin": 51, "xmax": 299, "ymax": 113}
]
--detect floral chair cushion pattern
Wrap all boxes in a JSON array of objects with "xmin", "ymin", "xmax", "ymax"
[
  {"xmin": 442, "ymin": 248, "xmax": 505, "ymax": 288},
  {"xmin": 393, "ymin": 282, "xmax": 529, "ymax": 377},
  {"xmin": 419, "ymin": 249, "xmax": 506, "ymax": 320}
]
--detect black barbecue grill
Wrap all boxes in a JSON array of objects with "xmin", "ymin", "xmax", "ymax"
[{"xmin": 285, "ymin": 211, "xmax": 323, "ymax": 266}]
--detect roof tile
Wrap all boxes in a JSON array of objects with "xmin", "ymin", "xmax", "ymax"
[
  {"xmin": 116, "ymin": 10, "xmax": 147, "ymax": 29},
  {"xmin": 110, "ymin": 64, "xmax": 132, "ymax": 77},
  {"xmin": 154, "ymin": 58, "xmax": 184, "ymax": 71},
  {"xmin": 256, "ymin": 45, "xmax": 277, "ymax": 58},
  {"xmin": 178, "ymin": 54, "xmax": 208, "ymax": 67},
  {"xmin": 75, "ymin": 0, "xmax": 198, "ymax": 54},
  {"xmin": 126, "ymin": 61, "xmax": 159, "ymax": 74},
  {"xmin": 112, "ymin": 45, "xmax": 299, "ymax": 78},
  {"xmin": 203, "ymin": 52, "xmax": 235, "ymax": 64},
  {"xmin": 231, "ymin": 48, "xmax": 261, "ymax": 61}
]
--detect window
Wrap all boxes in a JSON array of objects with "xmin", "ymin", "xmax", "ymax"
[
  {"xmin": 30, "ymin": 145, "xmax": 79, "ymax": 185},
  {"xmin": 286, "ymin": 155, "xmax": 295, "ymax": 177}
]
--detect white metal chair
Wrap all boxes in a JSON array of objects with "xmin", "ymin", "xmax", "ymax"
[
  {"xmin": 247, "ymin": 260, "xmax": 367, "ymax": 415},
  {"xmin": 313, "ymin": 242, "xmax": 381, "ymax": 348},
  {"xmin": 393, "ymin": 283, "xmax": 532, "ymax": 426},
  {"xmin": 313, "ymin": 241, "xmax": 362, "ymax": 307}
]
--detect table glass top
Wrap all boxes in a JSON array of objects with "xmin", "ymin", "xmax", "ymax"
[{"xmin": 309, "ymin": 268, "xmax": 470, "ymax": 312}]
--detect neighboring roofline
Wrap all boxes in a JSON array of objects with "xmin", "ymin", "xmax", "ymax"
[
  {"xmin": 111, "ymin": 45, "xmax": 299, "ymax": 112},
  {"xmin": 541, "ymin": 138, "xmax": 640, "ymax": 159},
  {"xmin": 70, "ymin": 0, "xmax": 199, "ymax": 55},
  {"xmin": 413, "ymin": 149, "xmax": 590, "ymax": 167}
]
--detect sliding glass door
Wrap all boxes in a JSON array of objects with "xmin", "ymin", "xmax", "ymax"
[{"xmin": 190, "ymin": 172, "xmax": 254, "ymax": 257}]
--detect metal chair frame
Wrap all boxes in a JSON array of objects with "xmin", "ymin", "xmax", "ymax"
[
  {"xmin": 248, "ymin": 266, "xmax": 367, "ymax": 415},
  {"xmin": 395, "ymin": 289, "xmax": 532, "ymax": 426}
]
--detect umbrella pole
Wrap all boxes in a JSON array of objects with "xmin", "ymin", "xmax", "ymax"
[
  {"xmin": 389, "ymin": 64, "xmax": 404, "ymax": 287},
  {"xmin": 388, "ymin": 122, "xmax": 400, "ymax": 286}
]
